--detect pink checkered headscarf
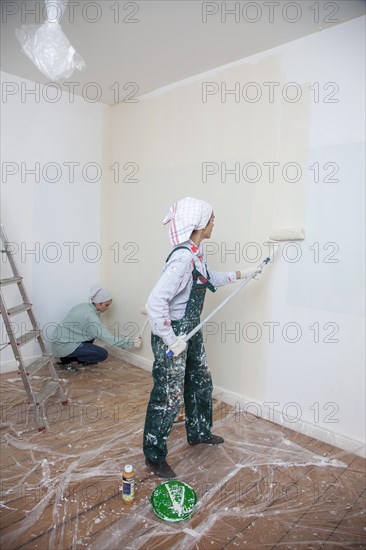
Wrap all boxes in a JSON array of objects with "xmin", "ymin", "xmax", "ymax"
[{"xmin": 162, "ymin": 197, "xmax": 213, "ymax": 245}]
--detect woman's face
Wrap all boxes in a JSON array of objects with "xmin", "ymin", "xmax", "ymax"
[
  {"xmin": 95, "ymin": 299, "xmax": 112, "ymax": 313},
  {"xmin": 202, "ymin": 212, "xmax": 215, "ymax": 239}
]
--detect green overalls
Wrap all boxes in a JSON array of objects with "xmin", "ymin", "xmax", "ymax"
[{"xmin": 143, "ymin": 247, "xmax": 216, "ymax": 462}]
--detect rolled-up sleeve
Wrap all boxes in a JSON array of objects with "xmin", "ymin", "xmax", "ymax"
[{"xmin": 207, "ymin": 268, "xmax": 237, "ymax": 287}]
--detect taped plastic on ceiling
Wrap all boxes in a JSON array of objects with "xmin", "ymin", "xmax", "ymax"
[{"xmin": 15, "ymin": 0, "xmax": 85, "ymax": 81}]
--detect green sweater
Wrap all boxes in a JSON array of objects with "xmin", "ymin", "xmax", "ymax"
[{"xmin": 51, "ymin": 302, "xmax": 133, "ymax": 358}]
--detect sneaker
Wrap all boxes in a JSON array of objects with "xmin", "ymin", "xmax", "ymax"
[
  {"xmin": 188, "ymin": 434, "xmax": 224, "ymax": 446},
  {"xmin": 145, "ymin": 458, "xmax": 177, "ymax": 479},
  {"xmin": 77, "ymin": 361, "xmax": 98, "ymax": 366},
  {"xmin": 56, "ymin": 362, "xmax": 79, "ymax": 372}
]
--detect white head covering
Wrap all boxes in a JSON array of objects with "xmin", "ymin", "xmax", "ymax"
[
  {"xmin": 89, "ymin": 283, "xmax": 112, "ymax": 304},
  {"xmin": 162, "ymin": 197, "xmax": 213, "ymax": 245}
]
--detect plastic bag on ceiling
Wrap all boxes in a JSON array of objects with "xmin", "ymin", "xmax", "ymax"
[{"xmin": 15, "ymin": 0, "xmax": 86, "ymax": 81}]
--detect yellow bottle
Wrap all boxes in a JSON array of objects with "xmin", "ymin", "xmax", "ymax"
[
  {"xmin": 174, "ymin": 405, "xmax": 186, "ymax": 423},
  {"xmin": 122, "ymin": 464, "xmax": 135, "ymax": 504}
]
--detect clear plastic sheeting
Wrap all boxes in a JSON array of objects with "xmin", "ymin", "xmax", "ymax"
[
  {"xmin": 0, "ymin": 358, "xmax": 365, "ymax": 549},
  {"xmin": 15, "ymin": 0, "xmax": 85, "ymax": 81}
]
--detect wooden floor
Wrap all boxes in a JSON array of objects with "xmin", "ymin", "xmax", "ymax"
[{"xmin": 0, "ymin": 357, "xmax": 365, "ymax": 549}]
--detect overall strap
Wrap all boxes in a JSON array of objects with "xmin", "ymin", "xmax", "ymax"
[
  {"xmin": 166, "ymin": 246, "xmax": 216, "ymax": 293},
  {"xmin": 192, "ymin": 268, "xmax": 216, "ymax": 293},
  {"xmin": 165, "ymin": 246, "xmax": 191, "ymax": 263}
]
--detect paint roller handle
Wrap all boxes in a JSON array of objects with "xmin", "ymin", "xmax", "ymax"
[
  {"xmin": 139, "ymin": 318, "xmax": 149, "ymax": 338},
  {"xmin": 166, "ymin": 257, "xmax": 270, "ymax": 358}
]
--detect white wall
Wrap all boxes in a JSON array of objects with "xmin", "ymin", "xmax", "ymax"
[
  {"xmin": 1, "ymin": 71, "xmax": 109, "ymax": 369},
  {"xmin": 1, "ymin": 17, "xmax": 364, "ymax": 456},
  {"xmin": 101, "ymin": 17, "xmax": 365, "ymax": 456}
]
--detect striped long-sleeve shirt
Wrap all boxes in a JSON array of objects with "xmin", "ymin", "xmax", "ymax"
[{"xmin": 146, "ymin": 240, "xmax": 237, "ymax": 346}]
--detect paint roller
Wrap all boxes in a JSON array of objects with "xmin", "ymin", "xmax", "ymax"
[
  {"xmin": 139, "ymin": 307, "xmax": 149, "ymax": 338},
  {"xmin": 265, "ymin": 227, "xmax": 305, "ymax": 262},
  {"xmin": 166, "ymin": 227, "xmax": 305, "ymax": 358},
  {"xmin": 269, "ymin": 227, "xmax": 305, "ymax": 242}
]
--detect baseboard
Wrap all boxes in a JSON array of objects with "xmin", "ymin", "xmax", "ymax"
[
  {"xmin": 0, "ymin": 360, "xmax": 18, "ymax": 374},
  {"xmin": 213, "ymin": 385, "xmax": 366, "ymax": 459},
  {"xmin": 0, "ymin": 355, "xmax": 51, "ymax": 374},
  {"xmin": 104, "ymin": 344, "xmax": 152, "ymax": 372},
  {"xmin": 58, "ymin": 345, "xmax": 366, "ymax": 459}
]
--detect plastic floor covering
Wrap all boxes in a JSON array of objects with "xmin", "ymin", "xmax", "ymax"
[{"xmin": 0, "ymin": 357, "xmax": 365, "ymax": 549}]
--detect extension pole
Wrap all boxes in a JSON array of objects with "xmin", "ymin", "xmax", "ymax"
[{"xmin": 166, "ymin": 256, "xmax": 270, "ymax": 358}]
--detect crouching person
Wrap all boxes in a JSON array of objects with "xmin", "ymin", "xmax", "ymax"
[{"xmin": 52, "ymin": 283, "xmax": 141, "ymax": 371}]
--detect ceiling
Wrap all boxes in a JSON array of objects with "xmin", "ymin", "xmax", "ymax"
[{"xmin": 1, "ymin": 0, "xmax": 365, "ymax": 104}]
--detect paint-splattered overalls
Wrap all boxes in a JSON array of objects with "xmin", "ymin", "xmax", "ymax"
[{"xmin": 143, "ymin": 247, "xmax": 216, "ymax": 462}]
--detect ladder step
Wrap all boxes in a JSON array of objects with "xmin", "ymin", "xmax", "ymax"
[
  {"xmin": 0, "ymin": 276, "xmax": 22, "ymax": 286},
  {"xmin": 1, "ymin": 222, "xmax": 68, "ymax": 431},
  {"xmin": 7, "ymin": 303, "xmax": 32, "ymax": 316},
  {"xmin": 16, "ymin": 330, "xmax": 41, "ymax": 346},
  {"xmin": 24, "ymin": 355, "xmax": 52, "ymax": 376},
  {"xmin": 34, "ymin": 380, "xmax": 60, "ymax": 405}
]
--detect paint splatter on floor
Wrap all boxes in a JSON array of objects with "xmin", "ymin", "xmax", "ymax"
[{"xmin": 0, "ymin": 358, "xmax": 365, "ymax": 549}]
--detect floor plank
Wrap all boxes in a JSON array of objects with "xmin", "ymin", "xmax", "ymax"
[{"xmin": 0, "ymin": 358, "xmax": 365, "ymax": 550}]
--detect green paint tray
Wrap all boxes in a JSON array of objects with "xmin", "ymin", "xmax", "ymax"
[{"xmin": 150, "ymin": 480, "xmax": 197, "ymax": 523}]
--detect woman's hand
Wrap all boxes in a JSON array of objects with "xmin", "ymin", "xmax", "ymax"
[
  {"xmin": 132, "ymin": 337, "xmax": 142, "ymax": 349},
  {"xmin": 237, "ymin": 268, "xmax": 261, "ymax": 280},
  {"xmin": 168, "ymin": 337, "xmax": 187, "ymax": 357}
]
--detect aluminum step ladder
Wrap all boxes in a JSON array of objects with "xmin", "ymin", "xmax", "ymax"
[{"xmin": 0, "ymin": 223, "xmax": 68, "ymax": 431}]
